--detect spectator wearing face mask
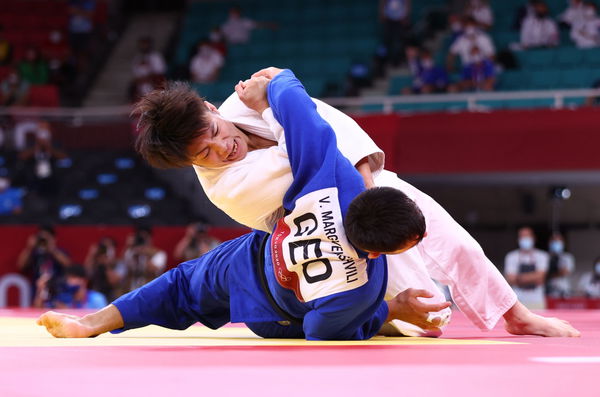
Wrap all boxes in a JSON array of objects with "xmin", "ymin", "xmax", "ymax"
[
  {"xmin": 520, "ymin": 1, "xmax": 559, "ymax": 49},
  {"xmin": 454, "ymin": 45, "xmax": 495, "ymax": 92},
  {"xmin": 17, "ymin": 47, "xmax": 49, "ymax": 85},
  {"xmin": 0, "ymin": 72, "xmax": 29, "ymax": 107},
  {"xmin": 577, "ymin": 257, "xmax": 600, "ymax": 298},
  {"xmin": 570, "ymin": 2, "xmax": 600, "ymax": 48},
  {"xmin": 447, "ymin": 16, "xmax": 495, "ymax": 73},
  {"xmin": 49, "ymin": 264, "xmax": 107, "ymax": 309},
  {"xmin": 504, "ymin": 226, "xmax": 550, "ymax": 309},
  {"xmin": 129, "ymin": 37, "xmax": 166, "ymax": 102},
  {"xmin": 465, "ymin": 0, "xmax": 494, "ymax": 30},
  {"xmin": 560, "ymin": 0, "xmax": 587, "ymax": 28},
  {"xmin": 189, "ymin": 39, "xmax": 225, "ymax": 84},
  {"xmin": 545, "ymin": 233, "xmax": 575, "ymax": 298},
  {"xmin": 403, "ymin": 47, "xmax": 449, "ymax": 94}
]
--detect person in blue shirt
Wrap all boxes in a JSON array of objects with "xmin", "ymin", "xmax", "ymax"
[
  {"xmin": 403, "ymin": 48, "xmax": 449, "ymax": 94},
  {"xmin": 37, "ymin": 69, "xmax": 441, "ymax": 340},
  {"xmin": 53, "ymin": 265, "xmax": 107, "ymax": 309}
]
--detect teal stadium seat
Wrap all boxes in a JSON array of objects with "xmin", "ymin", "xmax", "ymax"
[
  {"xmin": 504, "ymin": 98, "xmax": 555, "ymax": 109},
  {"xmin": 559, "ymin": 69, "xmax": 593, "ymax": 88},
  {"xmin": 555, "ymin": 48, "xmax": 585, "ymax": 69},
  {"xmin": 583, "ymin": 48, "xmax": 600, "ymax": 67},
  {"xmin": 388, "ymin": 75, "xmax": 414, "ymax": 95},
  {"xmin": 517, "ymin": 49, "xmax": 556, "ymax": 70},
  {"xmin": 361, "ymin": 103, "xmax": 384, "ymax": 113},
  {"xmin": 498, "ymin": 70, "xmax": 532, "ymax": 91},
  {"xmin": 531, "ymin": 70, "xmax": 561, "ymax": 89}
]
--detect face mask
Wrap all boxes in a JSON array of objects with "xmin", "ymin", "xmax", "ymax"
[
  {"xmin": 519, "ymin": 237, "xmax": 534, "ymax": 250},
  {"xmin": 595, "ymin": 263, "xmax": 600, "ymax": 274},
  {"xmin": 549, "ymin": 240, "xmax": 564, "ymax": 253},
  {"xmin": 49, "ymin": 31, "xmax": 62, "ymax": 43},
  {"xmin": 64, "ymin": 283, "xmax": 81, "ymax": 295}
]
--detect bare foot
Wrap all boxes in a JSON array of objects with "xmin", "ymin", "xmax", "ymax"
[
  {"xmin": 503, "ymin": 302, "xmax": 581, "ymax": 337},
  {"xmin": 37, "ymin": 311, "xmax": 96, "ymax": 338}
]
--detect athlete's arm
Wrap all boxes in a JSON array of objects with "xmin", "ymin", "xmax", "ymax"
[{"xmin": 304, "ymin": 295, "xmax": 389, "ymax": 340}]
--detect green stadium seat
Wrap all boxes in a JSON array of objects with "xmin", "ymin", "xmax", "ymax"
[
  {"xmin": 517, "ymin": 49, "xmax": 556, "ymax": 69},
  {"xmin": 475, "ymin": 99, "xmax": 507, "ymax": 110},
  {"xmin": 361, "ymin": 103, "xmax": 384, "ymax": 113},
  {"xmin": 497, "ymin": 70, "xmax": 532, "ymax": 91},
  {"xmin": 559, "ymin": 69, "xmax": 593, "ymax": 88},
  {"xmin": 388, "ymin": 75, "xmax": 414, "ymax": 94},
  {"xmin": 583, "ymin": 48, "xmax": 600, "ymax": 67},
  {"xmin": 531, "ymin": 70, "xmax": 561, "ymax": 89},
  {"xmin": 564, "ymin": 97, "xmax": 585, "ymax": 107},
  {"xmin": 504, "ymin": 98, "xmax": 555, "ymax": 109},
  {"xmin": 555, "ymin": 48, "xmax": 585, "ymax": 68}
]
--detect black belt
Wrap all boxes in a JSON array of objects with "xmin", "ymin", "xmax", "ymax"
[{"xmin": 256, "ymin": 232, "xmax": 303, "ymax": 326}]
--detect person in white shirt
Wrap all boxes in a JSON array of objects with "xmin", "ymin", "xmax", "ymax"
[
  {"xmin": 577, "ymin": 257, "xmax": 600, "ymax": 298},
  {"xmin": 447, "ymin": 16, "xmax": 495, "ymax": 72},
  {"xmin": 189, "ymin": 40, "xmax": 225, "ymax": 83},
  {"xmin": 504, "ymin": 226, "xmax": 549, "ymax": 309},
  {"xmin": 130, "ymin": 37, "xmax": 166, "ymax": 102},
  {"xmin": 559, "ymin": 0, "xmax": 587, "ymax": 28},
  {"xmin": 545, "ymin": 233, "xmax": 575, "ymax": 298},
  {"xmin": 570, "ymin": 2, "xmax": 600, "ymax": 48},
  {"xmin": 466, "ymin": 0, "xmax": 494, "ymax": 30},
  {"xmin": 221, "ymin": 6, "xmax": 258, "ymax": 44},
  {"xmin": 520, "ymin": 1, "xmax": 559, "ymax": 48},
  {"xmin": 131, "ymin": 37, "xmax": 166, "ymax": 79}
]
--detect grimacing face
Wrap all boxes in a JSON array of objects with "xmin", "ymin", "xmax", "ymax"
[{"xmin": 188, "ymin": 111, "xmax": 251, "ymax": 168}]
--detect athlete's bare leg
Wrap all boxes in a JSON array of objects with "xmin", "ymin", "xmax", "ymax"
[
  {"xmin": 503, "ymin": 301, "xmax": 580, "ymax": 337},
  {"xmin": 37, "ymin": 304, "xmax": 124, "ymax": 338}
]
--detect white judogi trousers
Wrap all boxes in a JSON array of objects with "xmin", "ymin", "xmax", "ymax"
[{"xmin": 377, "ymin": 171, "xmax": 517, "ymax": 331}]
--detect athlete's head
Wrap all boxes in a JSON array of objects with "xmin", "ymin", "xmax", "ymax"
[
  {"xmin": 344, "ymin": 187, "xmax": 426, "ymax": 259},
  {"xmin": 133, "ymin": 82, "xmax": 253, "ymax": 168}
]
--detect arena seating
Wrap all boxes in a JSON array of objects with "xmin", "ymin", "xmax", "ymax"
[
  {"xmin": 385, "ymin": 0, "xmax": 600, "ymax": 113},
  {"xmin": 173, "ymin": 0, "xmax": 380, "ymax": 102}
]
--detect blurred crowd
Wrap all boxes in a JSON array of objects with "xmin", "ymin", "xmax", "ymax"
[
  {"xmin": 504, "ymin": 226, "xmax": 600, "ymax": 310},
  {"xmin": 373, "ymin": 0, "xmax": 600, "ymax": 96},
  {"xmin": 0, "ymin": 0, "xmax": 107, "ymax": 107},
  {"xmin": 129, "ymin": 5, "xmax": 277, "ymax": 102},
  {"xmin": 16, "ymin": 223, "xmax": 220, "ymax": 309},
  {"xmin": 0, "ymin": 118, "xmax": 69, "ymax": 218}
]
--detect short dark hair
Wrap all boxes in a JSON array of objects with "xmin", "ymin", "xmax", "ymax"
[
  {"xmin": 65, "ymin": 264, "xmax": 87, "ymax": 279},
  {"xmin": 344, "ymin": 187, "xmax": 426, "ymax": 253},
  {"xmin": 132, "ymin": 82, "xmax": 209, "ymax": 168}
]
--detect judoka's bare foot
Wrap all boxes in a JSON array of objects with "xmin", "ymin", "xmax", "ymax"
[
  {"xmin": 37, "ymin": 311, "xmax": 95, "ymax": 338},
  {"xmin": 37, "ymin": 305, "xmax": 124, "ymax": 338},
  {"xmin": 503, "ymin": 302, "xmax": 581, "ymax": 337}
]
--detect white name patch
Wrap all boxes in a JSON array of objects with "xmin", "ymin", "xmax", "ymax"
[{"xmin": 271, "ymin": 188, "xmax": 368, "ymax": 302}]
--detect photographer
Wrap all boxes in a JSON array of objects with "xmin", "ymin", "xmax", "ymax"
[
  {"xmin": 173, "ymin": 222, "xmax": 220, "ymax": 262},
  {"xmin": 118, "ymin": 226, "xmax": 166, "ymax": 293},
  {"xmin": 49, "ymin": 264, "xmax": 107, "ymax": 309},
  {"xmin": 84, "ymin": 236, "xmax": 120, "ymax": 301},
  {"xmin": 17, "ymin": 225, "xmax": 71, "ymax": 306}
]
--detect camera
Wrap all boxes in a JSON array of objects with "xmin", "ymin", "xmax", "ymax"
[{"xmin": 133, "ymin": 232, "xmax": 147, "ymax": 247}]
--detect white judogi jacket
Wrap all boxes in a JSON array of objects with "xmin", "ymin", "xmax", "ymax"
[
  {"xmin": 193, "ymin": 92, "xmax": 516, "ymax": 333},
  {"xmin": 194, "ymin": 93, "xmax": 384, "ymax": 233}
]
